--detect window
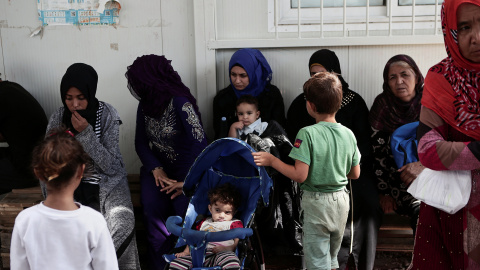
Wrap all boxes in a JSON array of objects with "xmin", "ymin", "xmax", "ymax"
[
  {"xmin": 393, "ymin": 0, "xmax": 444, "ymax": 16},
  {"xmin": 291, "ymin": 0, "xmax": 384, "ymax": 8},
  {"xmin": 268, "ymin": 0, "xmax": 443, "ymax": 35}
]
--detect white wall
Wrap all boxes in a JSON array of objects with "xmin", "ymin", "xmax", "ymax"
[
  {"xmin": 1, "ymin": 0, "xmax": 448, "ymax": 174},
  {"xmin": 0, "ymin": 0, "xmax": 195, "ymax": 173}
]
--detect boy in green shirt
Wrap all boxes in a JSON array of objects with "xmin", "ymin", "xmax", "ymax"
[{"xmin": 252, "ymin": 72, "xmax": 360, "ymax": 270}]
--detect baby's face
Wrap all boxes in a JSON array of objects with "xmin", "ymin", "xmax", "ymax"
[
  {"xmin": 208, "ymin": 202, "xmax": 235, "ymax": 222},
  {"xmin": 236, "ymin": 103, "xmax": 260, "ymax": 127}
]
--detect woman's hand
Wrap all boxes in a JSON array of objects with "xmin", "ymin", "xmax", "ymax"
[
  {"xmin": 161, "ymin": 181, "xmax": 184, "ymax": 200},
  {"xmin": 152, "ymin": 167, "xmax": 176, "ymax": 188},
  {"xmin": 379, "ymin": 194, "xmax": 397, "ymax": 214},
  {"xmin": 71, "ymin": 111, "xmax": 89, "ymax": 133},
  {"xmin": 398, "ymin": 161, "xmax": 424, "ymax": 187},
  {"xmin": 252, "ymin": 152, "xmax": 275, "ymax": 167}
]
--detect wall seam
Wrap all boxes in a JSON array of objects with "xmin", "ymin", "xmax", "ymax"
[
  {"xmin": 0, "ymin": 29, "xmax": 4, "ymax": 80},
  {"xmin": 159, "ymin": 0, "xmax": 164, "ymax": 54}
]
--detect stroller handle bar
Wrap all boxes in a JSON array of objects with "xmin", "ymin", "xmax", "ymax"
[{"xmin": 166, "ymin": 216, "xmax": 253, "ymax": 247}]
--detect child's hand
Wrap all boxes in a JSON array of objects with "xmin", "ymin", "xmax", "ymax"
[
  {"xmin": 231, "ymin": 121, "xmax": 244, "ymax": 130},
  {"xmin": 211, "ymin": 245, "xmax": 234, "ymax": 254},
  {"xmin": 175, "ymin": 251, "xmax": 190, "ymax": 257},
  {"xmin": 228, "ymin": 121, "xmax": 245, "ymax": 138},
  {"xmin": 252, "ymin": 151, "xmax": 275, "ymax": 167}
]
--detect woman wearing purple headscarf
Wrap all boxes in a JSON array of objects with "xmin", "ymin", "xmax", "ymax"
[
  {"xmin": 369, "ymin": 54, "xmax": 425, "ymax": 235},
  {"xmin": 213, "ymin": 48, "xmax": 286, "ymax": 139},
  {"xmin": 126, "ymin": 55, "xmax": 208, "ymax": 270}
]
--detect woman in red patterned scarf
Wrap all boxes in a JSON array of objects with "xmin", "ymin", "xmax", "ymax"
[{"xmin": 411, "ymin": 0, "xmax": 480, "ymax": 268}]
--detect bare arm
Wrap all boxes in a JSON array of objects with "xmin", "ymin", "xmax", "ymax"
[
  {"xmin": 228, "ymin": 122, "xmax": 243, "ymax": 138},
  {"xmin": 211, "ymin": 238, "xmax": 240, "ymax": 253},
  {"xmin": 252, "ymin": 152, "xmax": 309, "ymax": 183},
  {"xmin": 347, "ymin": 164, "xmax": 360, "ymax": 179}
]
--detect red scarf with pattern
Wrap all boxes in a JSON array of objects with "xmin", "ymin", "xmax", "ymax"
[{"xmin": 422, "ymin": 0, "xmax": 480, "ymax": 140}]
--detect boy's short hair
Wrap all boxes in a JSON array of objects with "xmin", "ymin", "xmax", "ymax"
[
  {"xmin": 303, "ymin": 72, "xmax": 343, "ymax": 114},
  {"xmin": 236, "ymin": 94, "xmax": 259, "ymax": 111},
  {"xmin": 208, "ymin": 183, "xmax": 242, "ymax": 212}
]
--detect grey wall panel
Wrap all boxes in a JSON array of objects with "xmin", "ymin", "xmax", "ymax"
[{"xmin": 0, "ymin": 0, "xmax": 195, "ymax": 174}]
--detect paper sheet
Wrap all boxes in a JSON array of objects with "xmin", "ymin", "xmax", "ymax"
[{"xmin": 37, "ymin": 0, "xmax": 121, "ymax": 26}]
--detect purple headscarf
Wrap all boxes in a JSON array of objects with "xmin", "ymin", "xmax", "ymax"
[
  {"xmin": 369, "ymin": 54, "xmax": 424, "ymax": 133},
  {"xmin": 125, "ymin": 55, "xmax": 201, "ymax": 119}
]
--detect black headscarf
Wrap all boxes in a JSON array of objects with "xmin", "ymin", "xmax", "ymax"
[
  {"xmin": 60, "ymin": 63, "xmax": 100, "ymax": 133},
  {"xmin": 308, "ymin": 49, "xmax": 349, "ymax": 92}
]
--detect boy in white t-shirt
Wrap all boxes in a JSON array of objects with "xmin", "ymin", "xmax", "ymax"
[
  {"xmin": 10, "ymin": 128, "xmax": 118, "ymax": 270},
  {"xmin": 169, "ymin": 183, "xmax": 243, "ymax": 270}
]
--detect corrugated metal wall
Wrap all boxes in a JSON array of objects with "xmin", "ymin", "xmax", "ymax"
[{"xmin": 1, "ymin": 0, "xmax": 447, "ymax": 174}]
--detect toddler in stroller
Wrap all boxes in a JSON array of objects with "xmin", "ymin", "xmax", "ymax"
[
  {"xmin": 169, "ymin": 183, "xmax": 244, "ymax": 269},
  {"xmin": 164, "ymin": 137, "xmax": 273, "ymax": 270}
]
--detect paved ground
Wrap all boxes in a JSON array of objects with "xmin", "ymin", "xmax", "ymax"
[
  {"xmin": 263, "ymin": 252, "xmax": 413, "ymax": 270},
  {"xmin": 373, "ymin": 251, "xmax": 412, "ymax": 270}
]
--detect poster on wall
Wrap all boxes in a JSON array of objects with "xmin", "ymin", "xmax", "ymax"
[{"xmin": 37, "ymin": 0, "xmax": 121, "ymax": 26}]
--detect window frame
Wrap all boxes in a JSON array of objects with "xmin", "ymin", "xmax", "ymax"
[{"xmin": 268, "ymin": 0, "xmax": 442, "ymax": 33}]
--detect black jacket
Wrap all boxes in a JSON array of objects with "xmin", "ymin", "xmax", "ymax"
[{"xmin": 0, "ymin": 81, "xmax": 48, "ymax": 176}]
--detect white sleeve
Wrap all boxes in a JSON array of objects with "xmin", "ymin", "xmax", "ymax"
[
  {"xmin": 10, "ymin": 224, "xmax": 31, "ymax": 270},
  {"xmin": 91, "ymin": 225, "xmax": 119, "ymax": 270}
]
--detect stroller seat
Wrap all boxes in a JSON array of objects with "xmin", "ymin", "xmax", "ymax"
[{"xmin": 164, "ymin": 138, "xmax": 273, "ymax": 270}]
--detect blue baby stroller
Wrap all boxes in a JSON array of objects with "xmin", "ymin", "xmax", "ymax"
[{"xmin": 164, "ymin": 137, "xmax": 273, "ymax": 270}]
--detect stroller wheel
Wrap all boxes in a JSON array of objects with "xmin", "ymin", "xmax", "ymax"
[{"xmin": 240, "ymin": 225, "xmax": 265, "ymax": 270}]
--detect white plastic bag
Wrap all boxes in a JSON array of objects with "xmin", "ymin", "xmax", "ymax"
[{"xmin": 407, "ymin": 168, "xmax": 471, "ymax": 214}]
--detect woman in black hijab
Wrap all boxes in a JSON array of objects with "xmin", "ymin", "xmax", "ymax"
[
  {"xmin": 60, "ymin": 63, "xmax": 100, "ymax": 135},
  {"xmin": 286, "ymin": 49, "xmax": 381, "ymax": 270},
  {"xmin": 45, "ymin": 63, "xmax": 140, "ymax": 270}
]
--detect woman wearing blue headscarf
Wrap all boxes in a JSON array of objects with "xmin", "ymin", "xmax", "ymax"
[{"xmin": 213, "ymin": 48, "xmax": 286, "ymax": 139}]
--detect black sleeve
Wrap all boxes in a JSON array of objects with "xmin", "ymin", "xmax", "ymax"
[
  {"xmin": 258, "ymin": 84, "xmax": 286, "ymax": 128},
  {"xmin": 212, "ymin": 86, "xmax": 237, "ymax": 139},
  {"xmin": 286, "ymin": 93, "xmax": 315, "ymax": 142},
  {"xmin": 349, "ymin": 95, "xmax": 373, "ymax": 164},
  {"xmin": 0, "ymin": 82, "xmax": 48, "ymax": 173}
]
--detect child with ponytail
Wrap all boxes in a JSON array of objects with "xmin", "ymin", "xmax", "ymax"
[{"xmin": 10, "ymin": 127, "xmax": 118, "ymax": 270}]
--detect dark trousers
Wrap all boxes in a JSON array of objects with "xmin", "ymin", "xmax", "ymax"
[
  {"xmin": 0, "ymin": 149, "xmax": 38, "ymax": 194},
  {"xmin": 140, "ymin": 166, "xmax": 189, "ymax": 270}
]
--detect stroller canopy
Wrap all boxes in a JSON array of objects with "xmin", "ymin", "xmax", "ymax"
[{"xmin": 182, "ymin": 138, "xmax": 273, "ymax": 227}]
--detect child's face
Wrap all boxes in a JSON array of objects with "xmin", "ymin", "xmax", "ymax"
[
  {"xmin": 208, "ymin": 201, "xmax": 235, "ymax": 222},
  {"xmin": 236, "ymin": 103, "xmax": 260, "ymax": 127}
]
